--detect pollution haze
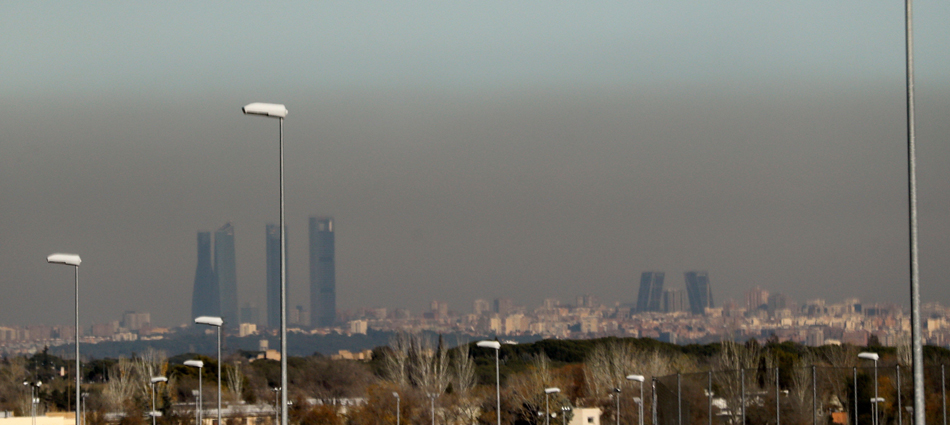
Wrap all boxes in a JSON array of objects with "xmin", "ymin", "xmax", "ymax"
[{"xmin": 2, "ymin": 2, "xmax": 950, "ymax": 327}]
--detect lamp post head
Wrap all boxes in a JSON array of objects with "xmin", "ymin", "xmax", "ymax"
[
  {"xmin": 858, "ymin": 352, "xmax": 880, "ymax": 361},
  {"xmin": 183, "ymin": 360, "xmax": 204, "ymax": 368},
  {"xmin": 626, "ymin": 374, "xmax": 645, "ymax": 383},
  {"xmin": 477, "ymin": 340, "xmax": 502, "ymax": 350},
  {"xmin": 243, "ymin": 103, "xmax": 288, "ymax": 119},
  {"xmin": 194, "ymin": 316, "xmax": 224, "ymax": 327},
  {"xmin": 545, "ymin": 387, "xmax": 561, "ymax": 394},
  {"xmin": 47, "ymin": 253, "xmax": 81, "ymax": 267},
  {"xmin": 150, "ymin": 377, "xmax": 168, "ymax": 384}
]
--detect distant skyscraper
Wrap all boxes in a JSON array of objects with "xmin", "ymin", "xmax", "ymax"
[
  {"xmin": 309, "ymin": 217, "xmax": 336, "ymax": 327},
  {"xmin": 685, "ymin": 271, "xmax": 714, "ymax": 315},
  {"xmin": 215, "ymin": 222, "xmax": 238, "ymax": 327},
  {"xmin": 191, "ymin": 232, "xmax": 218, "ymax": 319},
  {"xmin": 265, "ymin": 224, "xmax": 287, "ymax": 329},
  {"xmin": 636, "ymin": 272, "xmax": 665, "ymax": 313}
]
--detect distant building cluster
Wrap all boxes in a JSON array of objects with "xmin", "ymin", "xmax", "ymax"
[{"xmin": 190, "ymin": 216, "xmax": 337, "ymax": 330}]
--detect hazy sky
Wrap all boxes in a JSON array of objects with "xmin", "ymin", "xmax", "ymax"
[{"xmin": 2, "ymin": 2, "xmax": 950, "ymax": 327}]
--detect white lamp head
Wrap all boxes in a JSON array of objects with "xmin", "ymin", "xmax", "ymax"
[
  {"xmin": 243, "ymin": 103, "xmax": 288, "ymax": 118},
  {"xmin": 477, "ymin": 341, "xmax": 502, "ymax": 350},
  {"xmin": 47, "ymin": 253, "xmax": 81, "ymax": 266},
  {"xmin": 545, "ymin": 387, "xmax": 560, "ymax": 394},
  {"xmin": 183, "ymin": 360, "xmax": 204, "ymax": 368},
  {"xmin": 626, "ymin": 374, "xmax": 645, "ymax": 382},
  {"xmin": 150, "ymin": 376, "xmax": 168, "ymax": 384},
  {"xmin": 195, "ymin": 316, "xmax": 224, "ymax": 327},
  {"xmin": 858, "ymin": 352, "xmax": 880, "ymax": 361},
  {"xmin": 392, "ymin": 392, "xmax": 399, "ymax": 398}
]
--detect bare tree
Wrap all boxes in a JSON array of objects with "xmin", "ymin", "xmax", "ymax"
[
  {"xmin": 507, "ymin": 352, "xmax": 567, "ymax": 424},
  {"xmin": 226, "ymin": 361, "xmax": 244, "ymax": 404},
  {"xmin": 104, "ymin": 358, "xmax": 137, "ymax": 413},
  {"xmin": 714, "ymin": 339, "xmax": 764, "ymax": 423}
]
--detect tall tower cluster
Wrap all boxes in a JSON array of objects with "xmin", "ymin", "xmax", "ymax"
[
  {"xmin": 192, "ymin": 216, "xmax": 338, "ymax": 329},
  {"xmin": 635, "ymin": 271, "xmax": 714, "ymax": 315},
  {"xmin": 190, "ymin": 223, "xmax": 239, "ymax": 326}
]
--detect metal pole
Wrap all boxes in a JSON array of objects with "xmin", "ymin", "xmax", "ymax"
[
  {"xmin": 904, "ymin": 1, "xmax": 924, "ymax": 424},
  {"xmin": 854, "ymin": 367, "xmax": 858, "ymax": 425},
  {"xmin": 897, "ymin": 365, "xmax": 902, "ymax": 425},
  {"xmin": 617, "ymin": 388, "xmax": 622, "ymax": 425},
  {"xmin": 273, "ymin": 388, "xmax": 279, "ymax": 425},
  {"xmin": 495, "ymin": 348, "xmax": 500, "ymax": 425},
  {"xmin": 197, "ymin": 371, "xmax": 202, "ymax": 425},
  {"xmin": 396, "ymin": 395, "xmax": 400, "ymax": 425},
  {"xmin": 638, "ymin": 380, "xmax": 646, "ymax": 425},
  {"xmin": 546, "ymin": 392, "xmax": 551, "ymax": 425},
  {"xmin": 776, "ymin": 367, "xmax": 780, "ymax": 425},
  {"xmin": 874, "ymin": 359, "xmax": 879, "ymax": 425},
  {"xmin": 278, "ymin": 116, "xmax": 288, "ymax": 425},
  {"xmin": 74, "ymin": 266, "xmax": 80, "ymax": 425},
  {"xmin": 652, "ymin": 378, "xmax": 658, "ymax": 425},
  {"xmin": 217, "ymin": 326, "xmax": 222, "ymax": 425},
  {"xmin": 677, "ymin": 374, "xmax": 682, "ymax": 425},
  {"xmin": 943, "ymin": 365, "xmax": 947, "ymax": 425},
  {"xmin": 708, "ymin": 371, "xmax": 712, "ymax": 425},
  {"xmin": 812, "ymin": 366, "xmax": 817, "ymax": 425},
  {"xmin": 151, "ymin": 383, "xmax": 157, "ymax": 425},
  {"xmin": 741, "ymin": 369, "xmax": 746, "ymax": 425}
]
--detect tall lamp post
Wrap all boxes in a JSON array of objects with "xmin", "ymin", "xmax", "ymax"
[
  {"xmin": 627, "ymin": 374, "xmax": 645, "ymax": 425},
  {"xmin": 242, "ymin": 102, "xmax": 289, "ymax": 425},
  {"xmin": 545, "ymin": 388, "xmax": 560, "ymax": 425},
  {"xmin": 23, "ymin": 380, "xmax": 41, "ymax": 425},
  {"xmin": 195, "ymin": 316, "xmax": 223, "ymax": 425},
  {"xmin": 477, "ymin": 340, "xmax": 502, "ymax": 425},
  {"xmin": 560, "ymin": 406, "xmax": 571, "ymax": 425},
  {"xmin": 859, "ymin": 352, "xmax": 881, "ymax": 425},
  {"xmin": 184, "ymin": 360, "xmax": 204, "ymax": 425},
  {"xmin": 392, "ymin": 392, "xmax": 400, "ymax": 425},
  {"xmin": 150, "ymin": 377, "xmax": 167, "ymax": 425},
  {"xmin": 271, "ymin": 387, "xmax": 280, "ymax": 425},
  {"xmin": 613, "ymin": 387, "xmax": 621, "ymax": 425},
  {"xmin": 46, "ymin": 253, "xmax": 81, "ymax": 425}
]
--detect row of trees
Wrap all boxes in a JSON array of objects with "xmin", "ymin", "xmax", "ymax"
[{"xmin": 2, "ymin": 335, "xmax": 950, "ymax": 425}]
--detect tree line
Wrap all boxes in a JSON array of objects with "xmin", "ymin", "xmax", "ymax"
[{"xmin": 2, "ymin": 335, "xmax": 950, "ymax": 425}]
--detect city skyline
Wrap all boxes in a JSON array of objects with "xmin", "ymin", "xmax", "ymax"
[{"xmin": 4, "ymin": 2, "xmax": 950, "ymax": 327}]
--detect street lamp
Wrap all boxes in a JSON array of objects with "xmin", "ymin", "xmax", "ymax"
[
  {"xmin": 242, "ymin": 101, "xmax": 289, "ymax": 425},
  {"xmin": 184, "ymin": 360, "xmax": 204, "ymax": 425},
  {"xmin": 195, "ymin": 316, "xmax": 223, "ymax": 425},
  {"xmin": 545, "ymin": 388, "xmax": 560, "ymax": 425},
  {"xmin": 392, "ymin": 392, "xmax": 400, "ymax": 425},
  {"xmin": 560, "ymin": 406, "xmax": 571, "ymax": 425},
  {"xmin": 477, "ymin": 340, "xmax": 502, "ymax": 425},
  {"xmin": 613, "ymin": 387, "xmax": 621, "ymax": 425},
  {"xmin": 24, "ymin": 380, "xmax": 41, "ymax": 425},
  {"xmin": 46, "ymin": 253, "xmax": 81, "ymax": 425},
  {"xmin": 150, "ymin": 377, "xmax": 167, "ymax": 425},
  {"xmin": 627, "ymin": 374, "xmax": 645, "ymax": 425},
  {"xmin": 81, "ymin": 392, "xmax": 88, "ymax": 425},
  {"xmin": 859, "ymin": 352, "xmax": 880, "ymax": 425},
  {"xmin": 427, "ymin": 393, "xmax": 438, "ymax": 425},
  {"xmin": 271, "ymin": 387, "xmax": 280, "ymax": 425}
]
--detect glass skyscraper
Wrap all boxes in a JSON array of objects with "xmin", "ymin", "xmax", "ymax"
[
  {"xmin": 191, "ymin": 231, "xmax": 218, "ymax": 319},
  {"xmin": 685, "ymin": 271, "xmax": 714, "ymax": 315},
  {"xmin": 309, "ymin": 217, "xmax": 336, "ymax": 327},
  {"xmin": 265, "ymin": 224, "xmax": 286, "ymax": 329},
  {"xmin": 215, "ymin": 222, "xmax": 238, "ymax": 327},
  {"xmin": 636, "ymin": 271, "xmax": 665, "ymax": 313}
]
